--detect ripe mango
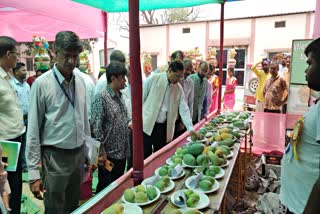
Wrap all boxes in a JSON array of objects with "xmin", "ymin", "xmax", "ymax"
[
  {"xmin": 159, "ymin": 177, "xmax": 170, "ymax": 186},
  {"xmin": 220, "ymin": 133, "xmax": 232, "ymax": 140},
  {"xmin": 103, "ymin": 206, "xmax": 117, "ymax": 214},
  {"xmin": 219, "ymin": 128, "xmax": 230, "ymax": 134},
  {"xmin": 123, "ymin": 189, "xmax": 135, "ymax": 203},
  {"xmin": 215, "ymin": 149, "xmax": 225, "ymax": 158},
  {"xmin": 135, "ymin": 192, "xmax": 148, "ymax": 203},
  {"xmin": 135, "ymin": 184, "xmax": 145, "ymax": 193}
]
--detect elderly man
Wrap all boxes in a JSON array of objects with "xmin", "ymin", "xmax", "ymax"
[
  {"xmin": 263, "ymin": 59, "xmax": 288, "ymax": 113},
  {"xmin": 26, "ymin": 31, "xmax": 90, "ymax": 213},
  {"xmin": 0, "ymin": 36, "xmax": 25, "ymax": 214},
  {"xmin": 143, "ymin": 59, "xmax": 196, "ymax": 158},
  {"xmin": 189, "ymin": 61, "xmax": 209, "ymax": 123},
  {"xmin": 280, "ymin": 37, "xmax": 320, "ymax": 214}
]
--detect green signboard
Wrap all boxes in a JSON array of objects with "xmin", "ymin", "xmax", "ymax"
[{"xmin": 290, "ymin": 39, "xmax": 312, "ymax": 85}]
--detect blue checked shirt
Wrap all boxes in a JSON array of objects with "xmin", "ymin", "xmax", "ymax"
[{"xmin": 11, "ymin": 78, "xmax": 30, "ymax": 116}]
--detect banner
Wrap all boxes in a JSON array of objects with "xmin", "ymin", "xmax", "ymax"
[{"xmin": 290, "ymin": 39, "xmax": 312, "ymax": 85}]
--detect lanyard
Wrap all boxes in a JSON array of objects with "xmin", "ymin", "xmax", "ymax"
[{"xmin": 53, "ymin": 69, "xmax": 75, "ymax": 107}]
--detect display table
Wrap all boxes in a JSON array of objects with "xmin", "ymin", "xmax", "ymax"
[{"xmin": 73, "ymin": 112, "xmax": 250, "ymax": 214}]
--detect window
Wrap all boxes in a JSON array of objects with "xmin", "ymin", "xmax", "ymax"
[
  {"xmin": 151, "ymin": 55, "xmax": 157, "ymax": 71},
  {"xmin": 213, "ymin": 48, "xmax": 246, "ymax": 86},
  {"xmin": 26, "ymin": 58, "xmax": 33, "ymax": 71},
  {"xmin": 182, "ymin": 28, "xmax": 191, "ymax": 34},
  {"xmin": 99, "ymin": 48, "xmax": 115, "ymax": 67},
  {"xmin": 275, "ymin": 21, "xmax": 286, "ymax": 28}
]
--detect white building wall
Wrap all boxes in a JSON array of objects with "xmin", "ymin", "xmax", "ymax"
[
  {"xmin": 254, "ymin": 13, "xmax": 308, "ymax": 62},
  {"xmin": 168, "ymin": 22, "xmax": 207, "ymax": 57},
  {"xmin": 140, "ymin": 26, "xmax": 167, "ymax": 66}
]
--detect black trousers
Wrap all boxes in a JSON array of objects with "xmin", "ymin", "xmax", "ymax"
[
  {"xmin": 96, "ymin": 157, "xmax": 126, "ymax": 193},
  {"xmin": 127, "ymin": 130, "xmax": 133, "ymax": 171},
  {"xmin": 173, "ymin": 118, "xmax": 186, "ymax": 140},
  {"xmin": 143, "ymin": 122, "xmax": 167, "ymax": 159},
  {"xmin": 7, "ymin": 136, "xmax": 23, "ymax": 214},
  {"xmin": 264, "ymin": 109, "xmax": 281, "ymax": 113}
]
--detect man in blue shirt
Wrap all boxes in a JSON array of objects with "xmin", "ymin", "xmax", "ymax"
[{"xmin": 11, "ymin": 62, "xmax": 30, "ymax": 171}]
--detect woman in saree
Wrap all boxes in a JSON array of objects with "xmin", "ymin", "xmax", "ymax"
[
  {"xmin": 209, "ymin": 69, "xmax": 220, "ymax": 113},
  {"xmin": 223, "ymin": 67, "xmax": 237, "ymax": 110}
]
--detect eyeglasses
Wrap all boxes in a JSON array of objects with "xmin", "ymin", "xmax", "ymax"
[{"xmin": 10, "ymin": 51, "xmax": 20, "ymax": 57}]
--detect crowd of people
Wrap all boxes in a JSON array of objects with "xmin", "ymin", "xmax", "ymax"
[{"xmin": 0, "ymin": 30, "xmax": 319, "ymax": 214}]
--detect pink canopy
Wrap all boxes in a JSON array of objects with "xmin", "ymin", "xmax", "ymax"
[{"xmin": 0, "ymin": 0, "xmax": 105, "ymax": 41}]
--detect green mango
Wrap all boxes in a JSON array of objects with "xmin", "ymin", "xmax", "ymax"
[
  {"xmin": 205, "ymin": 168, "xmax": 216, "ymax": 177},
  {"xmin": 159, "ymin": 176, "xmax": 170, "ymax": 186},
  {"xmin": 210, "ymin": 166, "xmax": 221, "ymax": 174},
  {"xmin": 123, "ymin": 189, "xmax": 135, "ymax": 203},
  {"xmin": 189, "ymin": 193, "xmax": 200, "ymax": 202},
  {"xmin": 103, "ymin": 207, "xmax": 117, "ymax": 214},
  {"xmin": 199, "ymin": 180, "xmax": 213, "ymax": 191},
  {"xmin": 168, "ymin": 167, "xmax": 173, "ymax": 177},
  {"xmin": 159, "ymin": 167, "xmax": 168, "ymax": 176},
  {"xmin": 146, "ymin": 186, "xmax": 157, "ymax": 200},
  {"xmin": 183, "ymin": 154, "xmax": 196, "ymax": 166},
  {"xmin": 201, "ymin": 176, "xmax": 215, "ymax": 184},
  {"xmin": 208, "ymin": 151, "xmax": 219, "ymax": 165},
  {"xmin": 176, "ymin": 148, "xmax": 183, "ymax": 154},
  {"xmin": 154, "ymin": 180, "xmax": 166, "ymax": 191},
  {"xmin": 186, "ymin": 197, "xmax": 198, "ymax": 208},
  {"xmin": 184, "ymin": 189, "xmax": 194, "ymax": 198},
  {"xmin": 174, "ymin": 158, "xmax": 182, "ymax": 165},
  {"xmin": 187, "ymin": 143, "xmax": 204, "ymax": 156},
  {"xmin": 171, "ymin": 154, "xmax": 178, "ymax": 162},
  {"xmin": 135, "ymin": 192, "xmax": 148, "ymax": 203},
  {"xmin": 219, "ymin": 145, "xmax": 231, "ymax": 154}
]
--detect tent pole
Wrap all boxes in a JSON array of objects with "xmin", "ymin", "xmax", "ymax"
[
  {"xmin": 129, "ymin": 0, "xmax": 144, "ymax": 185},
  {"xmin": 103, "ymin": 11, "xmax": 108, "ymax": 66},
  {"xmin": 218, "ymin": 0, "xmax": 225, "ymax": 113},
  {"xmin": 313, "ymin": 0, "xmax": 320, "ymax": 39}
]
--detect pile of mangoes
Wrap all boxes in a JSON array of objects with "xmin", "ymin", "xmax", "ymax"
[
  {"xmin": 123, "ymin": 185, "xmax": 158, "ymax": 203},
  {"xmin": 152, "ymin": 176, "xmax": 171, "ymax": 192},
  {"xmin": 199, "ymin": 176, "xmax": 216, "ymax": 191}
]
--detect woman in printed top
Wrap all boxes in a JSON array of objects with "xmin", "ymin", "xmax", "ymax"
[{"xmin": 223, "ymin": 67, "xmax": 237, "ymax": 110}]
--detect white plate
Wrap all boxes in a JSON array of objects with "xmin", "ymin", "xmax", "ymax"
[
  {"xmin": 182, "ymin": 160, "xmax": 200, "ymax": 168},
  {"xmin": 170, "ymin": 189, "xmax": 210, "ymax": 210},
  {"xmin": 155, "ymin": 167, "xmax": 185, "ymax": 180},
  {"xmin": 227, "ymin": 151, "xmax": 234, "ymax": 159},
  {"xmin": 122, "ymin": 186, "xmax": 161, "ymax": 206},
  {"xmin": 187, "ymin": 137, "xmax": 207, "ymax": 143},
  {"xmin": 205, "ymin": 132, "xmax": 213, "ymax": 138},
  {"xmin": 185, "ymin": 176, "xmax": 220, "ymax": 194},
  {"xmin": 194, "ymin": 167, "xmax": 225, "ymax": 179},
  {"xmin": 179, "ymin": 209, "xmax": 204, "ymax": 214},
  {"xmin": 220, "ymin": 160, "xmax": 230, "ymax": 168},
  {"xmin": 166, "ymin": 158, "xmax": 175, "ymax": 166},
  {"xmin": 102, "ymin": 203, "xmax": 143, "ymax": 214},
  {"xmin": 142, "ymin": 177, "xmax": 175, "ymax": 194}
]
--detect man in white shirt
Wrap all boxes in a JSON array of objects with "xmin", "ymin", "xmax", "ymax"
[
  {"xmin": 173, "ymin": 58, "xmax": 194, "ymax": 139},
  {"xmin": 26, "ymin": 31, "xmax": 90, "ymax": 213},
  {"xmin": 94, "ymin": 50, "xmax": 126, "ymax": 95},
  {"xmin": 0, "ymin": 36, "xmax": 25, "ymax": 214},
  {"xmin": 11, "ymin": 62, "xmax": 30, "ymax": 172},
  {"xmin": 143, "ymin": 59, "xmax": 196, "ymax": 158}
]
